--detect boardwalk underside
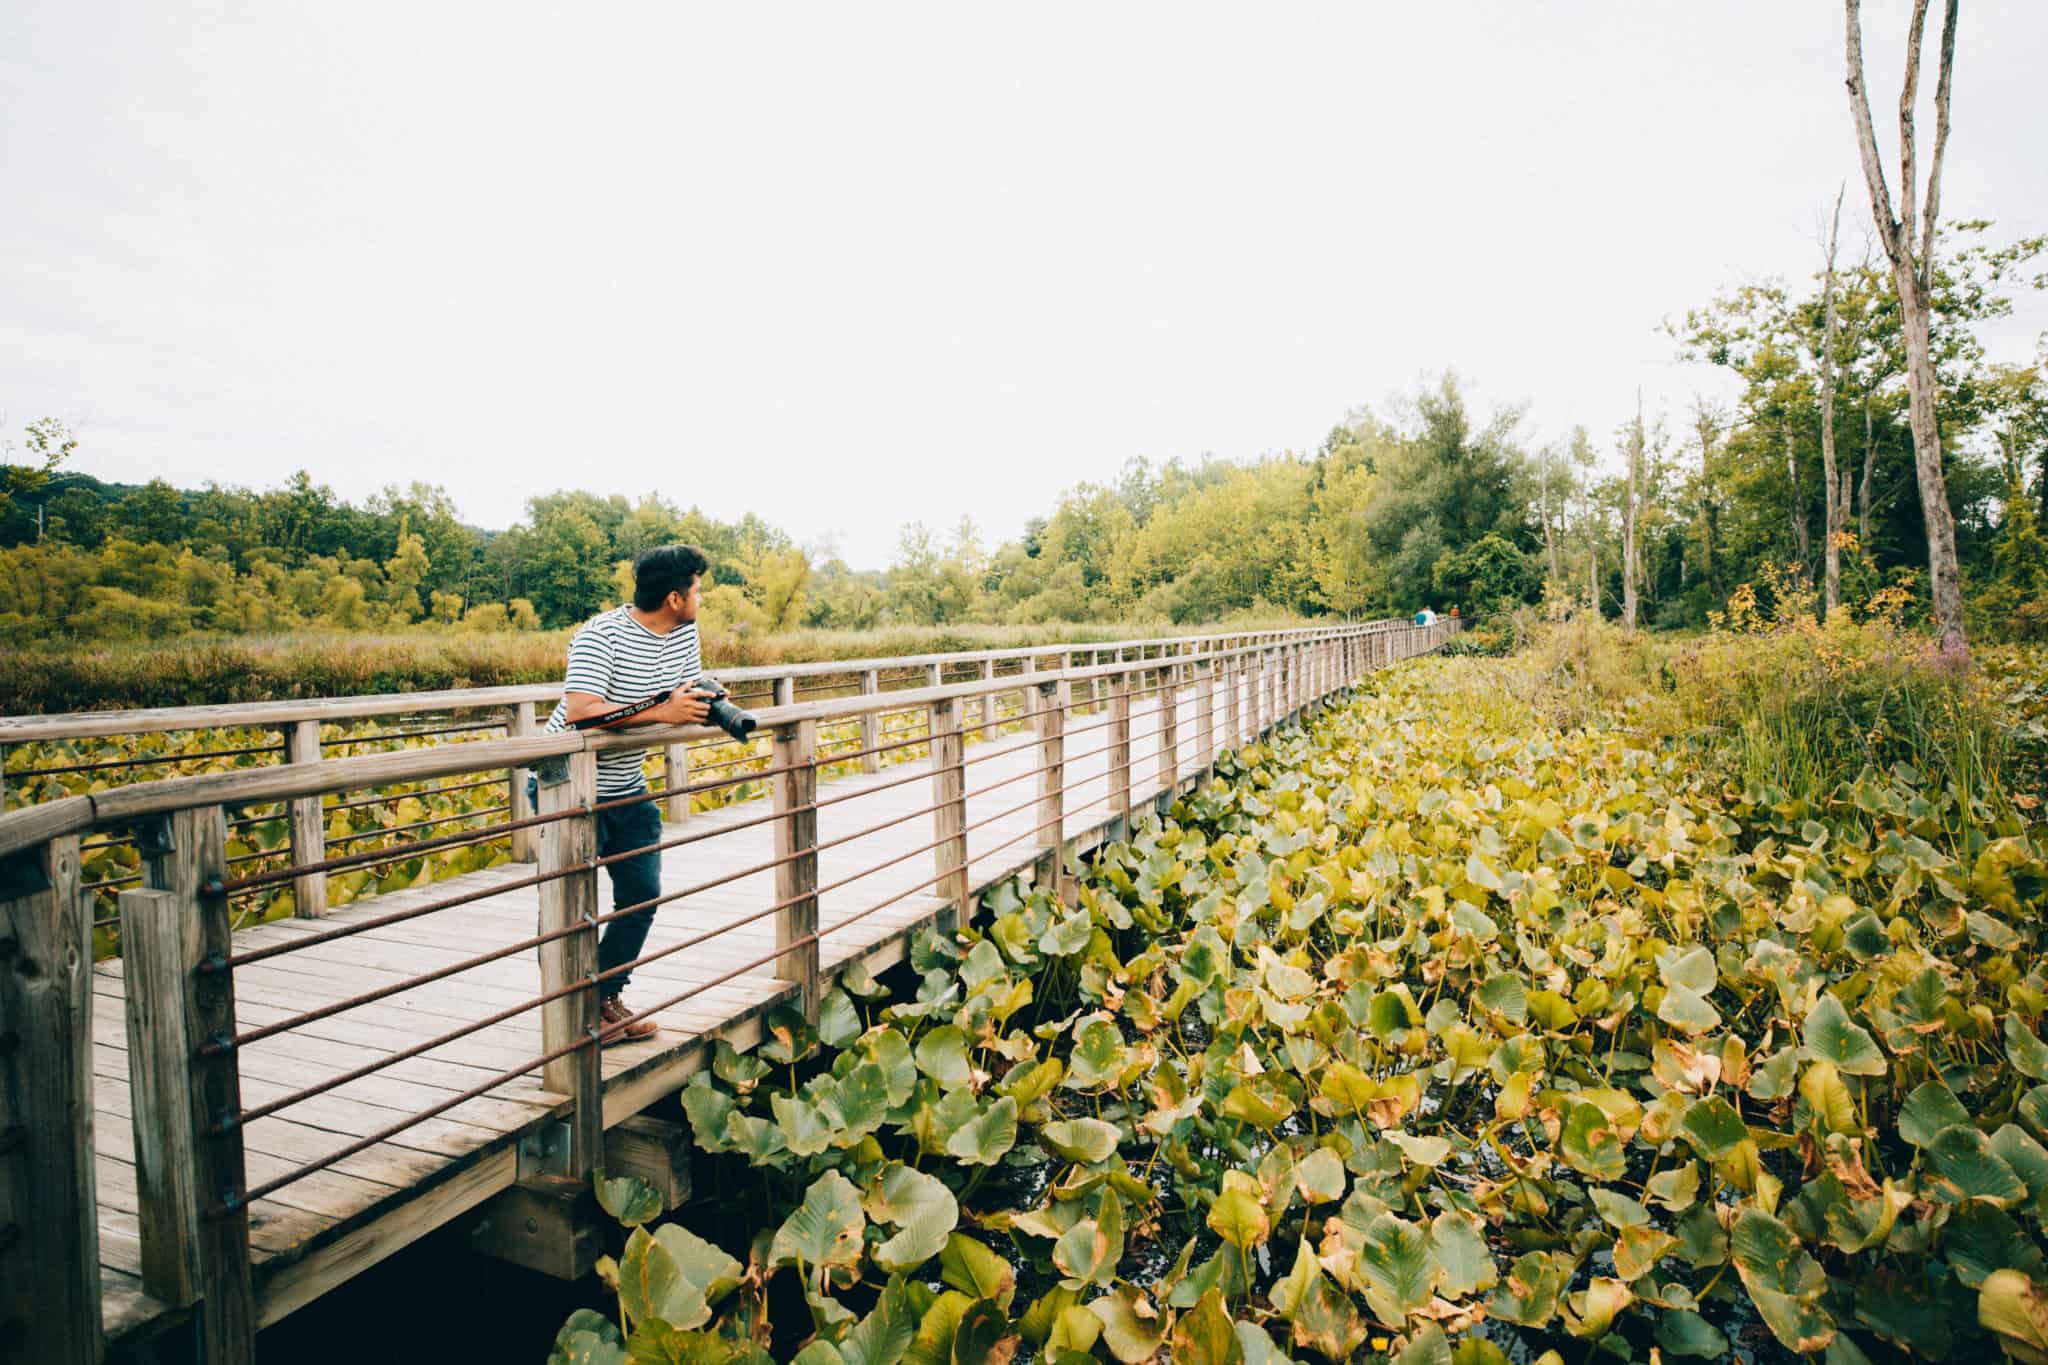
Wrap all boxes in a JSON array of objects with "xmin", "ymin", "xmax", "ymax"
[{"xmin": 89, "ymin": 680, "xmax": 1274, "ymax": 1343}]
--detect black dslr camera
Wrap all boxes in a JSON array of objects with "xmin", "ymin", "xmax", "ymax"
[
  {"xmin": 566, "ymin": 677, "xmax": 758, "ymax": 742},
  {"xmin": 695, "ymin": 677, "xmax": 759, "ymax": 743}
]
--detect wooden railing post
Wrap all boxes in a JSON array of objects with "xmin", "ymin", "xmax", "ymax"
[
  {"xmin": 774, "ymin": 676, "xmax": 795, "ymax": 708},
  {"xmin": 1, "ymin": 830, "xmax": 97, "ymax": 1365},
  {"xmin": 535, "ymin": 751, "xmax": 602, "ymax": 1173},
  {"xmin": 510, "ymin": 705, "xmax": 543, "ymax": 860},
  {"xmin": 1034, "ymin": 679, "xmax": 1067, "ymax": 860},
  {"xmin": 118, "ymin": 886, "xmax": 201, "ymax": 1312},
  {"xmin": 663, "ymin": 741, "xmax": 693, "ymax": 824},
  {"xmin": 859, "ymin": 670, "xmax": 882, "ymax": 774},
  {"xmin": 1196, "ymin": 660, "xmax": 1216, "ymax": 773},
  {"xmin": 976, "ymin": 659, "xmax": 995, "ymax": 734},
  {"xmin": 1223, "ymin": 652, "xmax": 1241, "ymax": 751},
  {"xmin": 928, "ymin": 699, "xmax": 967, "ymax": 931},
  {"xmin": 283, "ymin": 720, "xmax": 328, "ymax": 917},
  {"xmin": 1017, "ymin": 656, "xmax": 1038, "ymax": 726},
  {"xmin": 1158, "ymin": 662, "xmax": 1179, "ymax": 796},
  {"xmin": 1253, "ymin": 650, "xmax": 1269, "ymax": 736},
  {"xmin": 771, "ymin": 722, "xmax": 820, "ymax": 1021},
  {"xmin": 147, "ymin": 806, "xmax": 256, "ymax": 1362},
  {"xmin": 1107, "ymin": 671, "xmax": 1131, "ymax": 829}
]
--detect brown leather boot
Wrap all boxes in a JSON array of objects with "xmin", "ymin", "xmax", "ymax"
[{"xmin": 598, "ymin": 996, "xmax": 660, "ymax": 1045}]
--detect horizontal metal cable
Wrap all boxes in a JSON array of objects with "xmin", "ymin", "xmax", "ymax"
[
  {"xmin": 221, "ymin": 804, "xmax": 578, "ymax": 892},
  {"xmin": 13, "ymin": 743, "xmax": 285, "ymax": 777},
  {"xmin": 326, "ymin": 776, "xmax": 506, "ymax": 812},
  {"xmin": 328, "ymin": 804, "xmax": 509, "ymax": 848},
  {"xmin": 324, "ymin": 720, "xmax": 506, "ymax": 748}
]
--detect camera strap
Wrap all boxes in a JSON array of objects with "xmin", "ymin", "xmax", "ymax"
[{"xmin": 567, "ymin": 689, "xmax": 674, "ymax": 730}]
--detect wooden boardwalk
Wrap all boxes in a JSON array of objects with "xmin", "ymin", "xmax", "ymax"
[{"xmin": 87, "ymin": 681, "xmax": 1227, "ymax": 1341}]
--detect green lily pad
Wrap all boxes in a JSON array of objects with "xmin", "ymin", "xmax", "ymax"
[
  {"xmin": 866, "ymin": 1163, "xmax": 959, "ymax": 1274},
  {"xmin": 1295, "ymin": 1147, "xmax": 1348, "ymax": 1204},
  {"xmin": 1207, "ymin": 1172, "xmax": 1271, "ymax": 1250},
  {"xmin": 594, "ymin": 1168, "xmax": 662, "ymax": 1227},
  {"xmin": 1900, "ymin": 1079, "xmax": 1971, "ymax": 1148},
  {"xmin": 1655, "ymin": 1308, "xmax": 1729, "ymax": 1359},
  {"xmin": 1729, "ymin": 1208, "xmax": 1835, "ymax": 1353},
  {"xmin": 549, "ymin": 1308, "xmax": 626, "ymax": 1365},
  {"xmin": 915, "ymin": 1026, "xmax": 973, "ymax": 1090},
  {"xmin": 1040, "ymin": 1117, "xmax": 1120, "ymax": 1164},
  {"xmin": 841, "ymin": 1275, "xmax": 918, "ymax": 1365},
  {"xmin": 1168, "ymin": 1288, "xmax": 1242, "ymax": 1365},
  {"xmin": 1089, "ymin": 1285, "xmax": 1171, "ymax": 1363},
  {"xmin": 1927, "ymin": 1124, "xmax": 2029, "ymax": 1207},
  {"xmin": 1803, "ymin": 994, "xmax": 1886, "ymax": 1077},
  {"xmin": 1355, "ymin": 1213, "xmax": 1439, "ymax": 1326},
  {"xmin": 770, "ymin": 1171, "xmax": 866, "ymax": 1275},
  {"xmin": 1979, "ymin": 1269, "xmax": 2048, "ymax": 1362},
  {"xmin": 619, "ymin": 1224, "xmax": 743, "ymax": 1331},
  {"xmin": 945, "ymin": 1096, "xmax": 1018, "ymax": 1167},
  {"xmin": 817, "ymin": 987, "xmax": 862, "ymax": 1048},
  {"xmin": 1678, "ymin": 1095, "xmax": 1749, "ymax": 1161},
  {"xmin": 1053, "ymin": 1190, "xmax": 1125, "ymax": 1288},
  {"xmin": 1560, "ymin": 1100, "xmax": 1628, "ymax": 1179},
  {"xmin": 939, "ymin": 1234, "xmax": 1016, "ymax": 1311},
  {"xmin": 1430, "ymin": 1210, "xmax": 1497, "ymax": 1296},
  {"xmin": 2010, "ymin": 1015, "xmax": 2048, "ymax": 1082},
  {"xmin": 1487, "ymin": 1250, "xmax": 1563, "ymax": 1328},
  {"xmin": 949, "ymin": 1297, "xmax": 1019, "ymax": 1365}
]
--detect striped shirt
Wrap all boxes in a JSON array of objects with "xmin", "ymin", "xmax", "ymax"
[{"xmin": 546, "ymin": 607, "xmax": 703, "ymax": 796}]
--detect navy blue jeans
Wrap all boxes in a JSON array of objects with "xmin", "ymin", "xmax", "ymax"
[{"xmin": 595, "ymin": 791, "xmax": 664, "ymax": 999}]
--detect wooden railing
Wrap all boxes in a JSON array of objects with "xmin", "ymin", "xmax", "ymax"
[
  {"xmin": 2, "ymin": 624, "xmax": 1411, "ymax": 938},
  {"xmin": 0, "ymin": 616, "xmax": 1460, "ymax": 1362}
]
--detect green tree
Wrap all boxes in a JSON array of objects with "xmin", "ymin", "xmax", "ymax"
[
  {"xmin": 1432, "ymin": 533, "xmax": 1537, "ymax": 614},
  {"xmin": 0, "ymin": 417, "xmax": 77, "ymax": 525},
  {"xmin": 383, "ymin": 526, "xmax": 431, "ymax": 623},
  {"xmin": 522, "ymin": 503, "xmax": 614, "ymax": 626}
]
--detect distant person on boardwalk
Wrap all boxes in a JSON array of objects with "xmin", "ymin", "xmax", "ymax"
[
  {"xmin": 1414, "ymin": 607, "xmax": 1438, "ymax": 627},
  {"xmin": 542, "ymin": 545, "xmax": 717, "ymax": 1044}
]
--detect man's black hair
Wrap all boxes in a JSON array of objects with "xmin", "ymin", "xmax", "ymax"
[{"xmin": 633, "ymin": 544, "xmax": 710, "ymax": 611}]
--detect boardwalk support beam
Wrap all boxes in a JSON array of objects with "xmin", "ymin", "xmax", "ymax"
[
  {"xmin": 0, "ymin": 833, "xmax": 98, "ymax": 1365},
  {"xmin": 772, "ymin": 721, "xmax": 821, "ymax": 1021}
]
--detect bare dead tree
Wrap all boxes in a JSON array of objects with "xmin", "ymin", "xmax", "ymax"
[
  {"xmin": 1820, "ymin": 187, "xmax": 1847, "ymax": 615},
  {"xmin": 1844, "ymin": 0, "xmax": 1964, "ymax": 645},
  {"xmin": 1781, "ymin": 416, "xmax": 1811, "ymax": 568},
  {"xmin": 1623, "ymin": 393, "xmax": 1644, "ymax": 630},
  {"xmin": 1692, "ymin": 399, "xmax": 1721, "ymax": 599}
]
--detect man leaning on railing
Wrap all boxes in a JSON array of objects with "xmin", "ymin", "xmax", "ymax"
[{"xmin": 540, "ymin": 544, "xmax": 716, "ymax": 1044}]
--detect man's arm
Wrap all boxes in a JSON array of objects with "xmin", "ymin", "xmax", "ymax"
[{"xmin": 560, "ymin": 689, "xmax": 714, "ymax": 729}]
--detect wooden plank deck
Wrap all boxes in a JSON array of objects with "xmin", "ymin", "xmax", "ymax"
[{"xmin": 89, "ymin": 677, "xmax": 1263, "ymax": 1341}]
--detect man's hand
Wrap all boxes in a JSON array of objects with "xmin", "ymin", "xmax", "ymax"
[{"xmin": 657, "ymin": 689, "xmax": 715, "ymax": 726}]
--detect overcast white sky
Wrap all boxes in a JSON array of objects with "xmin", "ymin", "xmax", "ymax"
[{"xmin": 5, "ymin": 2, "xmax": 2044, "ymax": 569}]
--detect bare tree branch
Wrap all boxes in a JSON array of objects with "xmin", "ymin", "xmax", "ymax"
[
  {"xmin": 1843, "ymin": 0, "xmax": 1903, "ymax": 262},
  {"xmin": 1897, "ymin": 0, "xmax": 1931, "ymax": 260},
  {"xmin": 1920, "ymin": 0, "xmax": 1959, "ymax": 281}
]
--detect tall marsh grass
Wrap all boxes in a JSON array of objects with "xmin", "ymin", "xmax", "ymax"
[{"xmin": 1525, "ymin": 569, "xmax": 2033, "ymax": 844}]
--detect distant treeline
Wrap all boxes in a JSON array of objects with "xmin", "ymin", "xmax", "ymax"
[{"xmin": 3, "ymin": 221, "xmax": 2044, "ymax": 645}]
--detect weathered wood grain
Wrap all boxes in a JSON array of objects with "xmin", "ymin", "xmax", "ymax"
[{"xmin": 0, "ymin": 833, "xmax": 98, "ymax": 1365}]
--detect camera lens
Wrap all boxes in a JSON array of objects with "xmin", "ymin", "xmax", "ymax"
[{"xmin": 707, "ymin": 696, "xmax": 758, "ymax": 741}]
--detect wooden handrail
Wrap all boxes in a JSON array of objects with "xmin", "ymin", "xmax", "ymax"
[
  {"xmin": 0, "ymin": 629, "xmax": 1403, "ymax": 856},
  {"xmin": 0, "ymin": 621, "xmax": 1401, "ymax": 743}
]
